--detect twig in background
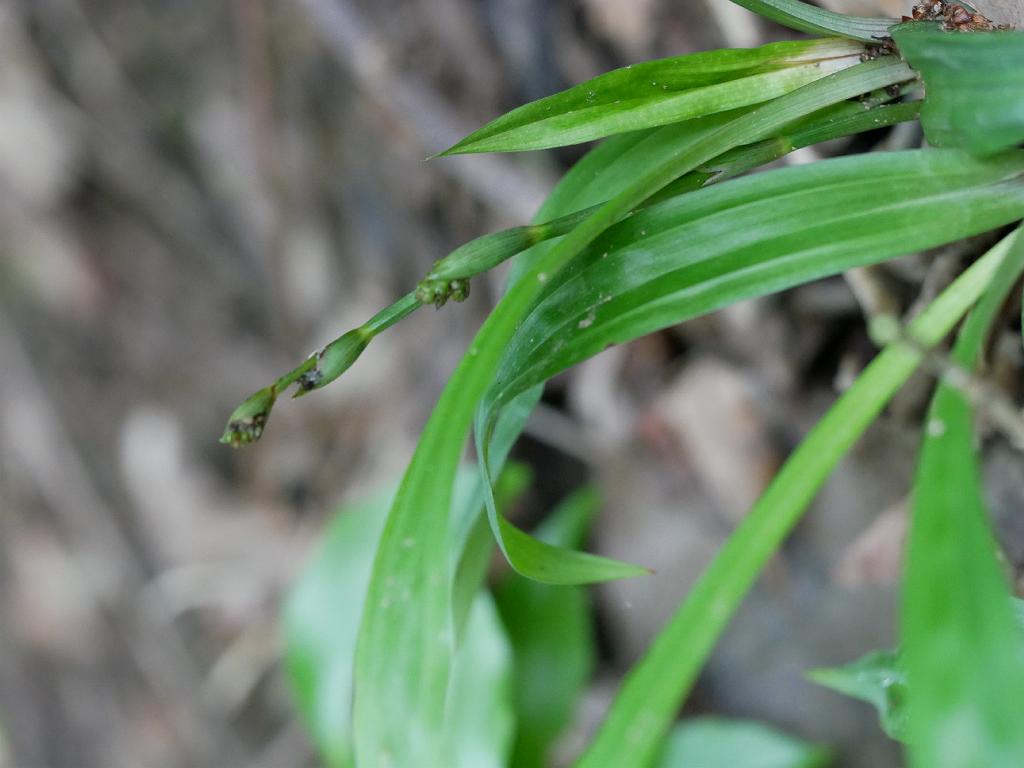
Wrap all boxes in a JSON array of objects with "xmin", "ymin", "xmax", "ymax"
[
  {"xmin": 0, "ymin": 309, "xmax": 251, "ymax": 768},
  {"xmin": 298, "ymin": 0, "xmax": 552, "ymax": 222}
]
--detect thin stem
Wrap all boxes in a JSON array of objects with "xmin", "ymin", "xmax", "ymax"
[{"xmin": 362, "ymin": 292, "xmax": 421, "ymax": 337}]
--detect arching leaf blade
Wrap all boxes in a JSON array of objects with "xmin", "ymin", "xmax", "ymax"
[
  {"xmin": 489, "ymin": 150, "xmax": 1024, "ymax": 408},
  {"xmin": 475, "ymin": 152, "xmax": 1024, "ymax": 588},
  {"xmin": 470, "ymin": 60, "xmax": 917, "ymax": 587}
]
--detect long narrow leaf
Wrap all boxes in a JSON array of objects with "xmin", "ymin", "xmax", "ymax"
[
  {"xmin": 432, "ymin": 97, "xmax": 921, "ymax": 286},
  {"xmin": 902, "ymin": 227, "xmax": 1024, "ymax": 767},
  {"xmin": 575, "ymin": 233, "xmax": 1020, "ymax": 768},
  {"xmin": 488, "ymin": 151, "xmax": 1024, "ymax": 407},
  {"xmin": 440, "ymin": 39, "xmax": 864, "ymax": 154}
]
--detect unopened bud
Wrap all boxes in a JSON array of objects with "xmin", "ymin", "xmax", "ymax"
[
  {"xmin": 295, "ymin": 328, "xmax": 371, "ymax": 395},
  {"xmin": 220, "ymin": 386, "xmax": 276, "ymax": 447}
]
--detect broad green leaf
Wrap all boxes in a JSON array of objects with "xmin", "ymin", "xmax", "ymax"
[
  {"xmin": 575, "ymin": 233, "xmax": 1020, "ymax": 768},
  {"xmin": 892, "ymin": 25, "xmax": 1024, "ymax": 156},
  {"xmin": 658, "ymin": 717, "xmax": 830, "ymax": 768},
  {"xmin": 479, "ymin": 148, "xmax": 1024, "ymax": 585},
  {"xmin": 487, "ymin": 149, "xmax": 1024, "ymax": 408},
  {"xmin": 728, "ymin": 0, "xmax": 895, "ymax": 42},
  {"xmin": 902, "ymin": 227, "xmax": 1024, "ymax": 768},
  {"xmin": 807, "ymin": 650, "xmax": 908, "ymax": 742},
  {"xmin": 495, "ymin": 488, "xmax": 599, "ymax": 768},
  {"xmin": 283, "ymin": 469, "xmax": 504, "ymax": 768},
  {"xmin": 352, "ymin": 59, "xmax": 914, "ymax": 768},
  {"xmin": 441, "ymin": 39, "xmax": 864, "ymax": 154}
]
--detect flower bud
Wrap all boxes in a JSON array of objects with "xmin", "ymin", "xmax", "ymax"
[
  {"xmin": 219, "ymin": 386, "xmax": 276, "ymax": 447},
  {"xmin": 295, "ymin": 328, "xmax": 371, "ymax": 395}
]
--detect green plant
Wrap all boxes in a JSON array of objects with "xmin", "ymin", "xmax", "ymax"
[{"xmin": 224, "ymin": 1, "xmax": 1024, "ymax": 765}]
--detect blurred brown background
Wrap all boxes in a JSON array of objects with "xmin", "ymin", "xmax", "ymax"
[{"xmin": 1, "ymin": 1, "xmax": 1022, "ymax": 767}]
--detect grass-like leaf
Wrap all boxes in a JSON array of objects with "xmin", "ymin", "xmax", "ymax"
[
  {"xmin": 352, "ymin": 59, "xmax": 913, "ymax": 768},
  {"xmin": 902, "ymin": 227, "xmax": 1024, "ymax": 767},
  {"xmin": 574, "ymin": 232, "xmax": 1021, "ymax": 768},
  {"xmin": 471, "ymin": 61, "xmax": 920, "ymax": 585},
  {"xmin": 657, "ymin": 717, "xmax": 830, "ymax": 768},
  {"xmin": 892, "ymin": 25, "xmax": 1024, "ymax": 156},
  {"xmin": 486, "ymin": 149, "xmax": 1024, "ymax": 408},
  {"xmin": 440, "ymin": 39, "xmax": 864, "ymax": 154},
  {"xmin": 728, "ymin": 0, "xmax": 895, "ymax": 42},
  {"xmin": 495, "ymin": 488, "xmax": 599, "ymax": 768}
]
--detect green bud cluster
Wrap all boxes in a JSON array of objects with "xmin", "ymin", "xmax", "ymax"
[{"xmin": 415, "ymin": 277, "xmax": 471, "ymax": 307}]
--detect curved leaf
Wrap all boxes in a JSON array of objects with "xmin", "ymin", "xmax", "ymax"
[
  {"xmin": 478, "ymin": 149, "xmax": 1024, "ymax": 585},
  {"xmin": 440, "ymin": 39, "xmax": 864, "ymax": 154},
  {"xmin": 728, "ymin": 0, "xmax": 895, "ymax": 42},
  {"xmin": 470, "ymin": 60, "xmax": 919, "ymax": 585},
  {"xmin": 487, "ymin": 150, "xmax": 1024, "ymax": 407},
  {"xmin": 902, "ymin": 227, "xmax": 1024, "ymax": 768},
  {"xmin": 574, "ymin": 233, "xmax": 1021, "ymax": 768},
  {"xmin": 893, "ymin": 25, "xmax": 1024, "ymax": 156}
]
